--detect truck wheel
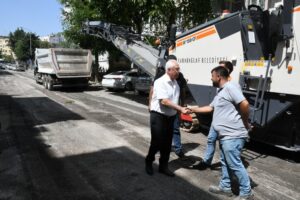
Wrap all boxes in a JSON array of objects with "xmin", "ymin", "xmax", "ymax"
[
  {"xmin": 125, "ymin": 82, "xmax": 133, "ymax": 91},
  {"xmin": 34, "ymin": 72, "xmax": 39, "ymax": 84},
  {"xmin": 43, "ymin": 76, "xmax": 48, "ymax": 89},
  {"xmin": 47, "ymin": 75, "xmax": 54, "ymax": 91}
]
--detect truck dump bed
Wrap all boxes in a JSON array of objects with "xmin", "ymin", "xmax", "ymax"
[{"xmin": 35, "ymin": 48, "xmax": 92, "ymax": 78}]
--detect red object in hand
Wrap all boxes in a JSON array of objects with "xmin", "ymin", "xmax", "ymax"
[{"xmin": 180, "ymin": 113, "xmax": 193, "ymax": 122}]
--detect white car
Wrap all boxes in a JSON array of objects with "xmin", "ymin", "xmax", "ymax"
[
  {"xmin": 6, "ymin": 63, "xmax": 17, "ymax": 71},
  {"xmin": 102, "ymin": 71, "xmax": 138, "ymax": 91}
]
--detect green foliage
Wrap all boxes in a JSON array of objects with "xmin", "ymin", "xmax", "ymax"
[
  {"xmin": 8, "ymin": 28, "xmax": 40, "ymax": 62},
  {"xmin": 59, "ymin": 0, "xmax": 212, "ymax": 73},
  {"xmin": 2, "ymin": 54, "xmax": 14, "ymax": 63},
  {"xmin": 8, "ymin": 28, "xmax": 26, "ymax": 51},
  {"xmin": 39, "ymin": 40, "xmax": 52, "ymax": 48}
]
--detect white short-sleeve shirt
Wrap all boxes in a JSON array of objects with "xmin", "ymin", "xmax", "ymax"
[{"xmin": 150, "ymin": 74, "xmax": 180, "ymax": 116}]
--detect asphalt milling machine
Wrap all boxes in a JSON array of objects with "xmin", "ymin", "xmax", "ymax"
[{"xmin": 82, "ymin": 0, "xmax": 300, "ymax": 152}]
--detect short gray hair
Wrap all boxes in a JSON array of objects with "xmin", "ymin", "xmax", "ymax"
[{"xmin": 165, "ymin": 59, "xmax": 177, "ymax": 70}]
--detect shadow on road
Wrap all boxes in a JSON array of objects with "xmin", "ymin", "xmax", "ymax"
[
  {"xmin": 244, "ymin": 140, "xmax": 300, "ymax": 163},
  {"xmin": 108, "ymin": 90, "xmax": 149, "ymax": 106},
  {"xmin": 0, "ymin": 70, "xmax": 13, "ymax": 76},
  {"xmin": 0, "ymin": 94, "xmax": 220, "ymax": 200}
]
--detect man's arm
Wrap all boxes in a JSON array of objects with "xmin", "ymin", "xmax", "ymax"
[
  {"xmin": 239, "ymin": 99, "xmax": 251, "ymax": 130},
  {"xmin": 190, "ymin": 105, "xmax": 213, "ymax": 113},
  {"xmin": 160, "ymin": 99, "xmax": 190, "ymax": 114}
]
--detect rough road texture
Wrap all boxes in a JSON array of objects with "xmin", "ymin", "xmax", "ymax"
[{"xmin": 0, "ymin": 69, "xmax": 299, "ymax": 200}]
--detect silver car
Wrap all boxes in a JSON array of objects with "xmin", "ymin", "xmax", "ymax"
[
  {"xmin": 102, "ymin": 70, "xmax": 138, "ymax": 91},
  {"xmin": 134, "ymin": 73, "xmax": 153, "ymax": 94}
]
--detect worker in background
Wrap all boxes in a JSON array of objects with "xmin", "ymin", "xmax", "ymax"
[
  {"xmin": 193, "ymin": 61, "xmax": 233, "ymax": 170},
  {"xmin": 190, "ymin": 66, "xmax": 253, "ymax": 200},
  {"xmin": 145, "ymin": 60, "xmax": 190, "ymax": 177},
  {"xmin": 148, "ymin": 55, "xmax": 187, "ymax": 158}
]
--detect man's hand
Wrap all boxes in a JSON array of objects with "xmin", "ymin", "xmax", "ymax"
[
  {"xmin": 180, "ymin": 107, "xmax": 192, "ymax": 114},
  {"xmin": 246, "ymin": 123, "xmax": 254, "ymax": 132}
]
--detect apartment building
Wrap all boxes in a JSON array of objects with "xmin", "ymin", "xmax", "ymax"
[{"xmin": 0, "ymin": 36, "xmax": 13, "ymax": 56}]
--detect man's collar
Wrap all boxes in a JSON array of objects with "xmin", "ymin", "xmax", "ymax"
[{"xmin": 162, "ymin": 73, "xmax": 173, "ymax": 83}]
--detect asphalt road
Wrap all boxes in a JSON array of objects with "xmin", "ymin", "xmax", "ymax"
[{"xmin": 0, "ymin": 69, "xmax": 299, "ymax": 200}]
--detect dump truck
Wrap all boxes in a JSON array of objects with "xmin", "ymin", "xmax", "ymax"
[
  {"xmin": 34, "ymin": 48, "xmax": 92, "ymax": 90},
  {"xmin": 82, "ymin": 0, "xmax": 300, "ymax": 151}
]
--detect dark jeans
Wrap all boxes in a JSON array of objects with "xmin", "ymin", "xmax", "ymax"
[
  {"xmin": 172, "ymin": 113, "xmax": 182, "ymax": 154},
  {"xmin": 146, "ymin": 111, "xmax": 175, "ymax": 167}
]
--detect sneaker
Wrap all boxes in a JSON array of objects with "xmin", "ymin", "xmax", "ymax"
[
  {"xmin": 234, "ymin": 194, "xmax": 254, "ymax": 200},
  {"xmin": 192, "ymin": 160, "xmax": 210, "ymax": 170},
  {"xmin": 208, "ymin": 185, "xmax": 233, "ymax": 197}
]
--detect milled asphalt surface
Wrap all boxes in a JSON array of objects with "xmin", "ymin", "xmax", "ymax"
[{"xmin": 0, "ymin": 69, "xmax": 299, "ymax": 200}]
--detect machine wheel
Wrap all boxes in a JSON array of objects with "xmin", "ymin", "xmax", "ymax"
[
  {"xmin": 125, "ymin": 82, "xmax": 133, "ymax": 91},
  {"xmin": 180, "ymin": 113, "xmax": 200, "ymax": 133}
]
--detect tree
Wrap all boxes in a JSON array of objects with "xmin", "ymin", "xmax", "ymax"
[
  {"xmin": 59, "ymin": 0, "xmax": 212, "ymax": 75},
  {"xmin": 3, "ymin": 55, "xmax": 14, "ymax": 63},
  {"xmin": 39, "ymin": 40, "xmax": 52, "ymax": 48},
  {"xmin": 8, "ymin": 29, "xmax": 39, "ymax": 62}
]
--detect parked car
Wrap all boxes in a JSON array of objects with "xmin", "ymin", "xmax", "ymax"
[
  {"xmin": 16, "ymin": 63, "xmax": 26, "ymax": 71},
  {"xmin": 134, "ymin": 72, "xmax": 153, "ymax": 94},
  {"xmin": 6, "ymin": 63, "xmax": 17, "ymax": 71},
  {"xmin": 102, "ymin": 70, "xmax": 138, "ymax": 91},
  {"xmin": 0, "ymin": 63, "xmax": 6, "ymax": 70}
]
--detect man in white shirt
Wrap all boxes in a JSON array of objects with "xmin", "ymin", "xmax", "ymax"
[{"xmin": 145, "ymin": 59, "xmax": 190, "ymax": 177}]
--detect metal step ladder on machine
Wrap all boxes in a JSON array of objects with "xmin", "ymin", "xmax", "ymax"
[{"xmin": 239, "ymin": 55, "xmax": 272, "ymax": 125}]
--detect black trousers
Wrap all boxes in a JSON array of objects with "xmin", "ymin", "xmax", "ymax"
[{"xmin": 146, "ymin": 111, "xmax": 175, "ymax": 167}]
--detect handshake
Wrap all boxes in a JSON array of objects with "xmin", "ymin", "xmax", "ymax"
[{"xmin": 180, "ymin": 106, "xmax": 195, "ymax": 114}]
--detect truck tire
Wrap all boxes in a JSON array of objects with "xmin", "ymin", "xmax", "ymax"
[
  {"xmin": 34, "ymin": 72, "xmax": 39, "ymax": 84},
  {"xmin": 43, "ymin": 75, "xmax": 48, "ymax": 89},
  {"xmin": 47, "ymin": 75, "xmax": 54, "ymax": 91}
]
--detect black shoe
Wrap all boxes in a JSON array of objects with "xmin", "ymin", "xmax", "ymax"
[
  {"xmin": 208, "ymin": 185, "xmax": 233, "ymax": 197},
  {"xmin": 145, "ymin": 160, "xmax": 153, "ymax": 175},
  {"xmin": 175, "ymin": 150, "xmax": 185, "ymax": 158},
  {"xmin": 192, "ymin": 160, "xmax": 210, "ymax": 170},
  {"xmin": 158, "ymin": 167, "xmax": 175, "ymax": 177}
]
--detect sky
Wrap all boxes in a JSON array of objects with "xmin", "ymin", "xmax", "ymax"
[{"xmin": 0, "ymin": 0, "xmax": 63, "ymax": 37}]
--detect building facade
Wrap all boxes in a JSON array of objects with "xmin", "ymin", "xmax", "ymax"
[
  {"xmin": 0, "ymin": 36, "xmax": 13, "ymax": 56},
  {"xmin": 39, "ymin": 33, "xmax": 65, "ymax": 44}
]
